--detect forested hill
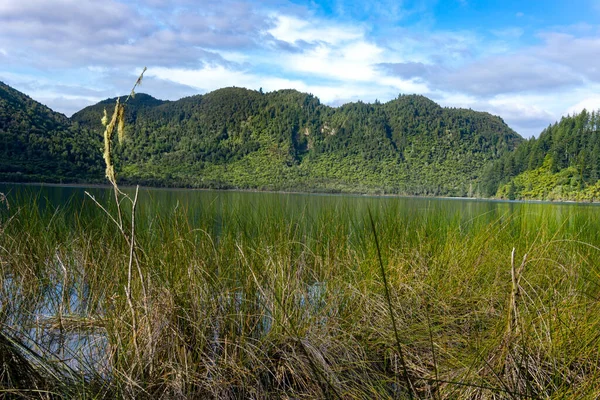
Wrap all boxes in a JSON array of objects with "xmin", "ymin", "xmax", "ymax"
[
  {"xmin": 2, "ymin": 82, "xmax": 523, "ymax": 195},
  {"xmin": 70, "ymin": 87, "xmax": 522, "ymax": 195},
  {"xmin": 0, "ymin": 81, "xmax": 103, "ymax": 183},
  {"xmin": 482, "ymin": 110, "xmax": 600, "ymax": 201}
]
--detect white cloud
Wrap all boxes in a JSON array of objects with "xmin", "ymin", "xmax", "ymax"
[
  {"xmin": 433, "ymin": 84, "xmax": 600, "ymax": 137},
  {"xmin": 535, "ymin": 32, "xmax": 600, "ymax": 81},
  {"xmin": 281, "ymin": 42, "xmax": 383, "ymax": 81},
  {"xmin": 218, "ymin": 50, "xmax": 252, "ymax": 64},
  {"xmin": 148, "ymin": 65, "xmax": 260, "ymax": 92},
  {"xmin": 148, "ymin": 62, "xmax": 427, "ymax": 107},
  {"xmin": 3, "ymin": 0, "xmax": 600, "ymax": 138},
  {"xmin": 566, "ymin": 97, "xmax": 600, "ymax": 115},
  {"xmin": 432, "ymin": 91, "xmax": 559, "ymax": 137},
  {"xmin": 268, "ymin": 15, "xmax": 386, "ymax": 82},
  {"xmin": 268, "ymin": 15, "xmax": 362, "ymax": 45},
  {"xmin": 265, "ymin": 14, "xmax": 428, "ymax": 95},
  {"xmin": 488, "ymin": 98, "xmax": 556, "ymax": 125},
  {"xmin": 145, "ymin": 12, "xmax": 431, "ymax": 107}
]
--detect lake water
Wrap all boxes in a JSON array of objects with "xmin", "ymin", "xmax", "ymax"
[{"xmin": 2, "ymin": 183, "xmax": 598, "ymax": 230}]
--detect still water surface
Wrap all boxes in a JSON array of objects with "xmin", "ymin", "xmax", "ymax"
[{"xmin": 2, "ymin": 183, "xmax": 597, "ymax": 230}]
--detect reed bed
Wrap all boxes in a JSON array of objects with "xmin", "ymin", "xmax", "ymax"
[{"xmin": 1, "ymin": 188, "xmax": 600, "ymax": 399}]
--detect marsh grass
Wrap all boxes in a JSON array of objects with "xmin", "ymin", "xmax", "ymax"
[{"xmin": 1, "ymin": 188, "xmax": 600, "ymax": 398}]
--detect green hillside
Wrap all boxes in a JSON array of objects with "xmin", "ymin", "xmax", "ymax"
[
  {"xmin": 1, "ymin": 81, "xmax": 524, "ymax": 195},
  {"xmin": 482, "ymin": 110, "xmax": 600, "ymax": 201},
  {"xmin": 70, "ymin": 87, "xmax": 522, "ymax": 195},
  {"xmin": 0, "ymin": 81, "xmax": 103, "ymax": 183}
]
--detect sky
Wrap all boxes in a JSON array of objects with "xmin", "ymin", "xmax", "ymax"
[{"xmin": 2, "ymin": 0, "xmax": 600, "ymax": 137}]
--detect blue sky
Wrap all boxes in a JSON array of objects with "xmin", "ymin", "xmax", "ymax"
[{"xmin": 2, "ymin": 0, "xmax": 600, "ymax": 137}]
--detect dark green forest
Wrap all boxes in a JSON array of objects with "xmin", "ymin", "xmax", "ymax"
[
  {"xmin": 6, "ymin": 79, "xmax": 598, "ymax": 199},
  {"xmin": 482, "ymin": 110, "xmax": 600, "ymax": 201},
  {"xmin": 69, "ymin": 87, "xmax": 522, "ymax": 195},
  {"xmin": 0, "ymin": 82, "xmax": 104, "ymax": 183}
]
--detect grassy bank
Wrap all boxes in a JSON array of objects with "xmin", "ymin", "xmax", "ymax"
[{"xmin": 1, "ymin": 190, "xmax": 600, "ymax": 399}]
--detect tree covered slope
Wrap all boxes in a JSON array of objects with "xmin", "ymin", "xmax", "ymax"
[
  {"xmin": 0, "ymin": 81, "xmax": 103, "ymax": 183},
  {"xmin": 2, "ymin": 82, "xmax": 523, "ymax": 195},
  {"xmin": 482, "ymin": 110, "xmax": 600, "ymax": 201},
  {"xmin": 70, "ymin": 87, "xmax": 522, "ymax": 195},
  {"xmin": 6, "ymin": 78, "xmax": 600, "ymax": 200}
]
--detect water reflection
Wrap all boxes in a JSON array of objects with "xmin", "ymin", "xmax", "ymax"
[{"xmin": 3, "ymin": 183, "xmax": 599, "ymax": 233}]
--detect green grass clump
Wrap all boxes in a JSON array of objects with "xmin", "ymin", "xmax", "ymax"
[{"xmin": 1, "ymin": 187, "xmax": 600, "ymax": 399}]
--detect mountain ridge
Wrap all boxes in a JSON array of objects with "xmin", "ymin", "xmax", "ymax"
[
  {"xmin": 0, "ymin": 81, "xmax": 104, "ymax": 183},
  {"xmin": 482, "ymin": 109, "xmax": 600, "ymax": 201},
  {"xmin": 2, "ymin": 82, "xmax": 524, "ymax": 195}
]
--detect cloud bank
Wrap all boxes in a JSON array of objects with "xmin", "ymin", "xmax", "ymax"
[{"xmin": 1, "ymin": 0, "xmax": 600, "ymax": 137}]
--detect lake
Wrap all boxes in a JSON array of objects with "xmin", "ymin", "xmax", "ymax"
[{"xmin": 2, "ymin": 183, "xmax": 597, "ymax": 232}]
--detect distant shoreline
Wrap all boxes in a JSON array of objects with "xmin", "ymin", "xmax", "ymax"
[{"xmin": 2, "ymin": 181, "xmax": 598, "ymax": 206}]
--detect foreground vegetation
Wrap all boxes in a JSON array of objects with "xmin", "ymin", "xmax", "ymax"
[{"xmin": 1, "ymin": 187, "xmax": 600, "ymax": 399}]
